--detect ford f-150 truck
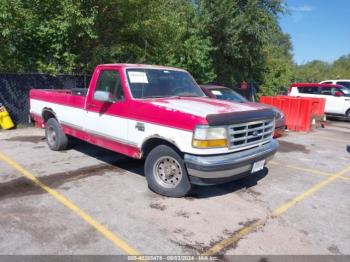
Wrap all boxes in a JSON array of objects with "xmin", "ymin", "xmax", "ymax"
[{"xmin": 30, "ymin": 64, "xmax": 278, "ymax": 197}]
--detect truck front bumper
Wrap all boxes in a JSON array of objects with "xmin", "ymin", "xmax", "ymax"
[{"xmin": 184, "ymin": 139, "xmax": 278, "ymax": 185}]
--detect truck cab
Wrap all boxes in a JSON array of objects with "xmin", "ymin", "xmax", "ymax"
[{"xmin": 30, "ymin": 64, "xmax": 278, "ymax": 197}]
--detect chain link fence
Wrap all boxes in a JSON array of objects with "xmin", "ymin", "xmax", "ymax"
[{"xmin": 0, "ymin": 73, "xmax": 90, "ymax": 125}]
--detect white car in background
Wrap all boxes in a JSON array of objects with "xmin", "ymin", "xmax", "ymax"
[
  {"xmin": 289, "ymin": 83, "xmax": 350, "ymax": 121},
  {"xmin": 320, "ymin": 80, "xmax": 350, "ymax": 90}
]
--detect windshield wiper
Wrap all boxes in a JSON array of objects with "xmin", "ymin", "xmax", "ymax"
[
  {"xmin": 143, "ymin": 95, "xmax": 166, "ymax": 99},
  {"xmin": 177, "ymin": 94, "xmax": 201, "ymax": 97}
]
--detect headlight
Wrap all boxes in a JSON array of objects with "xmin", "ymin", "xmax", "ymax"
[{"xmin": 192, "ymin": 126, "xmax": 228, "ymax": 148}]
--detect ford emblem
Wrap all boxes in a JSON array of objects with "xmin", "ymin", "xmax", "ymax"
[{"xmin": 252, "ymin": 131, "xmax": 259, "ymax": 137}]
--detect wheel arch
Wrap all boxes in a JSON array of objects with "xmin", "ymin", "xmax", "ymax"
[
  {"xmin": 346, "ymin": 107, "xmax": 350, "ymax": 119},
  {"xmin": 141, "ymin": 136, "xmax": 183, "ymax": 159},
  {"xmin": 42, "ymin": 108, "xmax": 57, "ymax": 123}
]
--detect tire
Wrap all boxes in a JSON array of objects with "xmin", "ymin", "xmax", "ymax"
[
  {"xmin": 144, "ymin": 145, "xmax": 191, "ymax": 197},
  {"xmin": 45, "ymin": 118, "xmax": 69, "ymax": 151},
  {"xmin": 347, "ymin": 109, "xmax": 350, "ymax": 122}
]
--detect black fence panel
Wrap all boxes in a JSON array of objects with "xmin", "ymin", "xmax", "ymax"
[{"xmin": 0, "ymin": 73, "xmax": 90, "ymax": 125}]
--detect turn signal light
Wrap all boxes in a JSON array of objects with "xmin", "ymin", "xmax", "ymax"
[{"xmin": 192, "ymin": 139, "xmax": 228, "ymax": 148}]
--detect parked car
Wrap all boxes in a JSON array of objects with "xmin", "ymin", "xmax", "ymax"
[
  {"xmin": 200, "ymin": 85, "xmax": 286, "ymax": 137},
  {"xmin": 30, "ymin": 64, "xmax": 278, "ymax": 197},
  {"xmin": 320, "ymin": 80, "xmax": 350, "ymax": 89},
  {"xmin": 289, "ymin": 83, "xmax": 350, "ymax": 121}
]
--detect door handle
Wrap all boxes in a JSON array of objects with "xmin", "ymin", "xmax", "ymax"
[{"xmin": 135, "ymin": 122, "xmax": 145, "ymax": 132}]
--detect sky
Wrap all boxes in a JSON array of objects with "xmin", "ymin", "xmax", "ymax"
[{"xmin": 279, "ymin": 0, "xmax": 350, "ymax": 65}]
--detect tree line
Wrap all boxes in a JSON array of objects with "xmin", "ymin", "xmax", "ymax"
[
  {"xmin": 0, "ymin": 0, "xmax": 348, "ymax": 95},
  {"xmin": 293, "ymin": 55, "xmax": 350, "ymax": 83}
]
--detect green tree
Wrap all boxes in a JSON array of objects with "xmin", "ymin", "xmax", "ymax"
[
  {"xmin": 259, "ymin": 28, "xmax": 293, "ymax": 96},
  {"xmin": 330, "ymin": 55, "xmax": 350, "ymax": 79},
  {"xmin": 293, "ymin": 60, "xmax": 331, "ymax": 82},
  {"xmin": 0, "ymin": 0, "xmax": 97, "ymax": 74},
  {"xmin": 0, "ymin": 0, "xmax": 215, "ymax": 82},
  {"xmin": 197, "ymin": 0, "xmax": 285, "ymax": 85},
  {"xmin": 292, "ymin": 55, "xmax": 350, "ymax": 83},
  {"xmin": 83, "ymin": 0, "xmax": 215, "ymax": 82}
]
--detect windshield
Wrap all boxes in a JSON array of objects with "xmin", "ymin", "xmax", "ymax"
[
  {"xmin": 210, "ymin": 88, "xmax": 247, "ymax": 102},
  {"xmin": 126, "ymin": 68, "xmax": 205, "ymax": 99}
]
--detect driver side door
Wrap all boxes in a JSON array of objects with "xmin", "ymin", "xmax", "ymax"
[{"xmin": 84, "ymin": 69, "xmax": 129, "ymax": 146}]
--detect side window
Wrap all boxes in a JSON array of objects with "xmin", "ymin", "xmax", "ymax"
[
  {"xmin": 297, "ymin": 87, "xmax": 304, "ymax": 93},
  {"xmin": 336, "ymin": 81, "xmax": 350, "ymax": 89},
  {"xmin": 299, "ymin": 86, "xmax": 319, "ymax": 94},
  {"xmin": 94, "ymin": 70, "xmax": 124, "ymax": 101},
  {"xmin": 319, "ymin": 87, "xmax": 332, "ymax": 95},
  {"xmin": 331, "ymin": 87, "xmax": 341, "ymax": 96},
  {"xmin": 322, "ymin": 81, "xmax": 332, "ymax": 84},
  {"xmin": 312, "ymin": 86, "xmax": 322, "ymax": 94}
]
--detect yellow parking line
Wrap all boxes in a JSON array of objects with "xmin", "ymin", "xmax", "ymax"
[
  {"xmin": 273, "ymin": 165, "xmax": 350, "ymax": 216},
  {"xmin": 270, "ymin": 161, "xmax": 350, "ymax": 181},
  {"xmin": 202, "ymin": 164, "xmax": 350, "ymax": 256},
  {"xmin": 0, "ymin": 151, "xmax": 140, "ymax": 255},
  {"xmin": 270, "ymin": 161, "xmax": 331, "ymax": 176},
  {"xmin": 201, "ymin": 219, "xmax": 267, "ymax": 256}
]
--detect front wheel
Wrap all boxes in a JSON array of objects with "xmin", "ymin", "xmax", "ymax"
[
  {"xmin": 346, "ymin": 110, "xmax": 350, "ymax": 122},
  {"xmin": 144, "ymin": 145, "xmax": 191, "ymax": 197}
]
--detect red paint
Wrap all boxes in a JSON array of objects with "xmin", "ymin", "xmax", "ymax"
[
  {"xmin": 30, "ymin": 63, "xmax": 273, "ymax": 158},
  {"xmin": 61, "ymin": 123, "xmax": 141, "ymax": 158},
  {"xmin": 260, "ymin": 96, "xmax": 325, "ymax": 132},
  {"xmin": 32, "ymin": 112, "xmax": 142, "ymax": 158},
  {"xmin": 31, "ymin": 113, "xmax": 44, "ymax": 128},
  {"xmin": 31, "ymin": 64, "xmax": 270, "ymax": 132},
  {"xmin": 30, "ymin": 89, "xmax": 85, "ymax": 108}
]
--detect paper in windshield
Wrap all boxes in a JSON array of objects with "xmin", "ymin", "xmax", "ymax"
[
  {"xmin": 343, "ymin": 89, "xmax": 350, "ymax": 94},
  {"xmin": 212, "ymin": 90, "xmax": 222, "ymax": 95},
  {"xmin": 128, "ymin": 71, "xmax": 149, "ymax": 83}
]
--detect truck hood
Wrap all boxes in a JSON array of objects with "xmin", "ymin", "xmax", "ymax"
[
  {"xmin": 149, "ymin": 97, "xmax": 269, "ymax": 117},
  {"xmin": 131, "ymin": 97, "xmax": 275, "ymax": 131}
]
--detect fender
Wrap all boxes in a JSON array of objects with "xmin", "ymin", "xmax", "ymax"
[
  {"xmin": 42, "ymin": 107, "xmax": 57, "ymax": 122},
  {"xmin": 141, "ymin": 135, "xmax": 181, "ymax": 158}
]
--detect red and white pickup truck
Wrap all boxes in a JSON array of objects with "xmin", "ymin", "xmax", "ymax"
[{"xmin": 30, "ymin": 64, "xmax": 278, "ymax": 197}]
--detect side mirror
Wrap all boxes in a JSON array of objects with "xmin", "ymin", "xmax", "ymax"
[
  {"xmin": 335, "ymin": 91, "xmax": 343, "ymax": 97},
  {"xmin": 93, "ymin": 91, "xmax": 115, "ymax": 103}
]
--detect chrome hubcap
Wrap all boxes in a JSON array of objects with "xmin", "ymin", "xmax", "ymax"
[
  {"xmin": 153, "ymin": 156, "xmax": 182, "ymax": 188},
  {"xmin": 47, "ymin": 126, "xmax": 56, "ymax": 146}
]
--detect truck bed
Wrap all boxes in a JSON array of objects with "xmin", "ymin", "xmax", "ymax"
[{"xmin": 30, "ymin": 88, "xmax": 87, "ymax": 109}]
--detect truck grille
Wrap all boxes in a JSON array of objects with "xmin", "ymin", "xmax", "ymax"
[{"xmin": 228, "ymin": 119, "xmax": 274, "ymax": 149}]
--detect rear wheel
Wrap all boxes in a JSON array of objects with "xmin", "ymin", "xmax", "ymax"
[
  {"xmin": 45, "ymin": 118, "xmax": 68, "ymax": 151},
  {"xmin": 346, "ymin": 109, "xmax": 350, "ymax": 122},
  {"xmin": 144, "ymin": 145, "xmax": 191, "ymax": 197}
]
